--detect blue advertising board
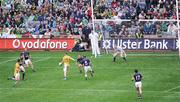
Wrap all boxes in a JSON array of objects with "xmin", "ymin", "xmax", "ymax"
[{"xmin": 101, "ymin": 38, "xmax": 178, "ymax": 50}]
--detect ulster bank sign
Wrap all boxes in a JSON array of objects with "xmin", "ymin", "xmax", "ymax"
[{"xmin": 102, "ymin": 38, "xmax": 178, "ymax": 50}]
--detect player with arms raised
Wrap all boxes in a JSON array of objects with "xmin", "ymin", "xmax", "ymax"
[
  {"xmin": 113, "ymin": 45, "xmax": 127, "ymax": 62},
  {"xmin": 59, "ymin": 53, "xmax": 75, "ymax": 80},
  {"xmin": 132, "ymin": 69, "xmax": 143, "ymax": 99},
  {"xmin": 82, "ymin": 56, "xmax": 94, "ymax": 80}
]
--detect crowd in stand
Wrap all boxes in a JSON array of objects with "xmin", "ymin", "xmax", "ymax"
[
  {"xmin": 94, "ymin": 0, "xmax": 177, "ymax": 19},
  {"xmin": 0, "ymin": 0, "xmax": 178, "ymax": 39},
  {"xmin": 0, "ymin": 0, "xmax": 92, "ymax": 39},
  {"xmin": 95, "ymin": 21, "xmax": 178, "ymax": 38}
]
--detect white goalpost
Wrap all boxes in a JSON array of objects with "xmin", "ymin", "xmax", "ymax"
[
  {"xmin": 94, "ymin": 19, "xmax": 131, "ymax": 54},
  {"xmin": 90, "ymin": 0, "xmax": 180, "ymax": 56},
  {"xmin": 176, "ymin": 0, "xmax": 180, "ymax": 58},
  {"xmin": 93, "ymin": 19, "xmax": 179, "ymax": 53}
]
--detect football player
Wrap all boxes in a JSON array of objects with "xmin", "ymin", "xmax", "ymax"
[
  {"xmin": 20, "ymin": 48, "xmax": 35, "ymax": 72},
  {"xmin": 132, "ymin": 69, "xmax": 143, "ymax": 99},
  {"xmin": 113, "ymin": 45, "xmax": 127, "ymax": 62},
  {"xmin": 76, "ymin": 55, "xmax": 84, "ymax": 74},
  {"xmin": 82, "ymin": 56, "xmax": 94, "ymax": 80},
  {"xmin": 59, "ymin": 53, "xmax": 75, "ymax": 80}
]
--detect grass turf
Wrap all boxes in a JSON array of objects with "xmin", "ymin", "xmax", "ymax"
[{"xmin": 0, "ymin": 51, "xmax": 180, "ymax": 102}]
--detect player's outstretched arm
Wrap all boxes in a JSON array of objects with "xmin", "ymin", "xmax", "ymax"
[
  {"xmin": 70, "ymin": 57, "xmax": 75, "ymax": 61},
  {"xmin": 59, "ymin": 59, "xmax": 63, "ymax": 66},
  {"xmin": 131, "ymin": 77, "xmax": 134, "ymax": 81}
]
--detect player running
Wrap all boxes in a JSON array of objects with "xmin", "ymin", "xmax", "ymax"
[
  {"xmin": 113, "ymin": 45, "xmax": 127, "ymax": 62},
  {"xmin": 59, "ymin": 53, "xmax": 75, "ymax": 80},
  {"xmin": 76, "ymin": 55, "xmax": 84, "ymax": 74},
  {"xmin": 20, "ymin": 48, "xmax": 35, "ymax": 72},
  {"xmin": 132, "ymin": 69, "xmax": 143, "ymax": 99},
  {"xmin": 82, "ymin": 56, "xmax": 94, "ymax": 80}
]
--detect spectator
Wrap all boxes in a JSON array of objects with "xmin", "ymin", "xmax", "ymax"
[
  {"xmin": 8, "ymin": 30, "xmax": 17, "ymax": 38},
  {"xmin": 53, "ymin": 28, "xmax": 60, "ymax": 37},
  {"xmin": 160, "ymin": 22, "xmax": 168, "ymax": 33},
  {"xmin": 138, "ymin": 11, "xmax": 146, "ymax": 19},
  {"xmin": 167, "ymin": 22, "xmax": 177, "ymax": 35},
  {"xmin": 44, "ymin": 28, "xmax": 52, "ymax": 38}
]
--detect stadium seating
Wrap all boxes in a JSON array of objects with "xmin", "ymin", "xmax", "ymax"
[
  {"xmin": 0, "ymin": 0, "xmax": 178, "ymax": 39},
  {"xmin": 0, "ymin": 0, "xmax": 92, "ymax": 39},
  {"xmin": 94, "ymin": 0, "xmax": 176, "ymax": 19},
  {"xmin": 94, "ymin": 21, "xmax": 177, "ymax": 38}
]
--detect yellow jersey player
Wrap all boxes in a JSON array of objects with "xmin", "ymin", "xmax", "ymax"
[
  {"xmin": 59, "ymin": 53, "xmax": 75, "ymax": 80},
  {"xmin": 8, "ymin": 59, "xmax": 21, "ymax": 87}
]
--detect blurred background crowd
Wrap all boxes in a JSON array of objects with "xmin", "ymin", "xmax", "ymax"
[
  {"xmin": 0, "ymin": 0, "xmax": 92, "ymax": 40},
  {"xmin": 0, "ymin": 0, "xmax": 178, "ymax": 39},
  {"xmin": 94, "ymin": 0, "xmax": 177, "ymax": 19},
  {"xmin": 94, "ymin": 21, "xmax": 178, "ymax": 38}
]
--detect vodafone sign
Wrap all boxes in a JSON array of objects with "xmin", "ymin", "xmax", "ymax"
[{"xmin": 0, "ymin": 38, "xmax": 75, "ymax": 50}]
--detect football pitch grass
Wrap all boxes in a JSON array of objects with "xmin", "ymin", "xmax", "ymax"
[{"xmin": 0, "ymin": 51, "xmax": 180, "ymax": 102}]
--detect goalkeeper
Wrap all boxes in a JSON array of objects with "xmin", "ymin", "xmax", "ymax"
[{"xmin": 113, "ymin": 45, "xmax": 127, "ymax": 62}]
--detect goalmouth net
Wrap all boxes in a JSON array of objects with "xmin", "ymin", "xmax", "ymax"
[{"xmin": 92, "ymin": 19, "xmax": 179, "ymax": 57}]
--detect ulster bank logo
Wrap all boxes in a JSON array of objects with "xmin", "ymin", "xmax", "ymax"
[{"xmin": 102, "ymin": 40, "xmax": 111, "ymax": 49}]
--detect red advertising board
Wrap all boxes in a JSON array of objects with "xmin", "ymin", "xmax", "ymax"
[{"xmin": 0, "ymin": 38, "xmax": 75, "ymax": 50}]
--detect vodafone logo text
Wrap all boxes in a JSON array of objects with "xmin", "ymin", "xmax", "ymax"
[
  {"xmin": 0, "ymin": 38, "xmax": 75, "ymax": 50},
  {"xmin": 12, "ymin": 39, "xmax": 68, "ymax": 49}
]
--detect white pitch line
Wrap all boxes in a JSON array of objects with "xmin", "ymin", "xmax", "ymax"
[
  {"xmin": 0, "ymin": 59, "xmax": 16, "ymax": 65},
  {"xmin": 0, "ymin": 57, "xmax": 50, "ymax": 65},
  {"xmin": 165, "ymin": 85, "xmax": 180, "ymax": 92},
  {"xmin": 0, "ymin": 87, "xmax": 179, "ymax": 93},
  {"xmin": 33, "ymin": 57, "xmax": 51, "ymax": 63}
]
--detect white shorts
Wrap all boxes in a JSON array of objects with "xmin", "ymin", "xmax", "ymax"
[
  {"xmin": 63, "ymin": 65, "xmax": 69, "ymax": 73},
  {"xmin": 20, "ymin": 66, "xmax": 25, "ymax": 72},
  {"xmin": 25, "ymin": 59, "xmax": 31, "ymax": 65},
  {"xmin": 135, "ymin": 82, "xmax": 142, "ymax": 88},
  {"xmin": 84, "ymin": 66, "xmax": 92, "ymax": 73},
  {"xmin": 15, "ymin": 73, "xmax": 20, "ymax": 81},
  {"xmin": 113, "ymin": 51, "xmax": 126, "ymax": 57}
]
